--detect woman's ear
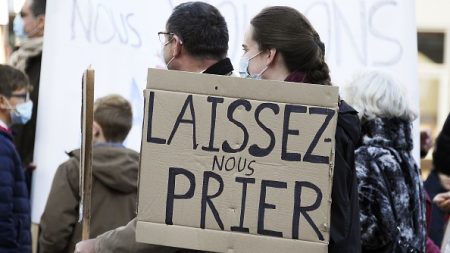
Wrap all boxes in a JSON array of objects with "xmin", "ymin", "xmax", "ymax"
[{"xmin": 265, "ymin": 48, "xmax": 277, "ymax": 66}]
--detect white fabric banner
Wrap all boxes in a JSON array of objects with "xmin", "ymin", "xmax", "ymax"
[
  {"xmin": 32, "ymin": 0, "xmax": 418, "ymax": 222},
  {"xmin": 0, "ymin": 0, "xmax": 9, "ymax": 25}
]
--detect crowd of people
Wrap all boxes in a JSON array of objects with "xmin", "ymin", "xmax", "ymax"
[{"xmin": 1, "ymin": 1, "xmax": 449, "ymax": 253}]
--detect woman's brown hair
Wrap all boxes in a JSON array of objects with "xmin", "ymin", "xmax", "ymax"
[{"xmin": 251, "ymin": 6, "xmax": 331, "ymax": 85}]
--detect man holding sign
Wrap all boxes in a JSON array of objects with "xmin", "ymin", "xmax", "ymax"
[
  {"xmin": 126, "ymin": 5, "xmax": 356, "ymax": 253},
  {"xmin": 75, "ymin": 2, "xmax": 232, "ymax": 252},
  {"xmin": 133, "ymin": 6, "xmax": 359, "ymax": 253}
]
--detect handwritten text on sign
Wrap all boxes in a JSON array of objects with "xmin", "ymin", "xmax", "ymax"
[{"xmin": 138, "ymin": 83, "xmax": 337, "ymax": 244}]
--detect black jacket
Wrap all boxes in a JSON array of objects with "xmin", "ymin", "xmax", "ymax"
[
  {"xmin": 424, "ymin": 170, "xmax": 447, "ymax": 246},
  {"xmin": 328, "ymin": 101, "xmax": 362, "ymax": 253},
  {"xmin": 433, "ymin": 113, "xmax": 450, "ymax": 175}
]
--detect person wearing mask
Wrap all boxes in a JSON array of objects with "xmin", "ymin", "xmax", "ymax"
[
  {"xmin": 75, "ymin": 2, "xmax": 231, "ymax": 253},
  {"xmin": 345, "ymin": 71, "xmax": 426, "ymax": 253},
  {"xmin": 0, "ymin": 64, "xmax": 33, "ymax": 253},
  {"xmin": 239, "ymin": 6, "xmax": 361, "ymax": 253},
  {"xmin": 39, "ymin": 95, "xmax": 139, "ymax": 253},
  {"xmin": 9, "ymin": 0, "xmax": 46, "ymax": 192}
]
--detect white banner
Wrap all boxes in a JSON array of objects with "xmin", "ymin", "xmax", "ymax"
[
  {"xmin": 33, "ymin": 0, "xmax": 418, "ymax": 222},
  {"xmin": 0, "ymin": 0, "xmax": 8, "ymax": 25}
]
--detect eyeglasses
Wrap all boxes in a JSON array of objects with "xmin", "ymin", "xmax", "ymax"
[
  {"xmin": 9, "ymin": 92, "xmax": 30, "ymax": 101},
  {"xmin": 158, "ymin": 32, "xmax": 175, "ymax": 45}
]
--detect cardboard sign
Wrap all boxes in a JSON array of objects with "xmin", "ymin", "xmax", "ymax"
[{"xmin": 136, "ymin": 69, "xmax": 339, "ymax": 253}]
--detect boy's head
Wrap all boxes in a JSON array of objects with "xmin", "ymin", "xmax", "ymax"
[
  {"xmin": 93, "ymin": 94, "xmax": 133, "ymax": 143},
  {"xmin": 0, "ymin": 64, "xmax": 32, "ymax": 126}
]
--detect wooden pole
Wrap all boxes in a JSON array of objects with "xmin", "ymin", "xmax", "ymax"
[{"xmin": 80, "ymin": 67, "xmax": 95, "ymax": 240}]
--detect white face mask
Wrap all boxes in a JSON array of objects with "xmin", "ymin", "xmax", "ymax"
[
  {"xmin": 161, "ymin": 41, "xmax": 174, "ymax": 70},
  {"xmin": 239, "ymin": 51, "xmax": 267, "ymax": 79},
  {"xmin": 13, "ymin": 15, "xmax": 27, "ymax": 42},
  {"xmin": 165, "ymin": 56, "xmax": 175, "ymax": 70},
  {"xmin": 10, "ymin": 100, "xmax": 33, "ymax": 125},
  {"xmin": 161, "ymin": 35, "xmax": 181, "ymax": 70}
]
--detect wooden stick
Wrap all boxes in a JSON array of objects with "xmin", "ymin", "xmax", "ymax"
[{"xmin": 80, "ymin": 67, "xmax": 95, "ymax": 240}]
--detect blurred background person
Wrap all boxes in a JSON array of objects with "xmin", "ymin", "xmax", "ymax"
[
  {"xmin": 39, "ymin": 94, "xmax": 139, "ymax": 253},
  {"xmin": 344, "ymin": 71, "xmax": 426, "ymax": 253},
  {"xmin": 8, "ymin": 0, "xmax": 46, "ymax": 193},
  {"xmin": 421, "ymin": 129, "xmax": 433, "ymax": 158},
  {"xmin": 0, "ymin": 64, "xmax": 33, "ymax": 253},
  {"xmin": 426, "ymin": 113, "xmax": 450, "ymax": 247},
  {"xmin": 419, "ymin": 125, "xmax": 441, "ymax": 252}
]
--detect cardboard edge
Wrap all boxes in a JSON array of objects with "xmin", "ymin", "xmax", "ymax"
[
  {"xmin": 326, "ymin": 109, "xmax": 339, "ymax": 232},
  {"xmin": 136, "ymin": 221, "xmax": 328, "ymax": 253},
  {"xmin": 146, "ymin": 69, "xmax": 339, "ymax": 108},
  {"xmin": 136, "ymin": 89, "xmax": 149, "ymax": 215}
]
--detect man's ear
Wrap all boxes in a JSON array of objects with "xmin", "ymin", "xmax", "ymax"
[
  {"xmin": 36, "ymin": 15, "xmax": 45, "ymax": 33},
  {"xmin": 171, "ymin": 35, "xmax": 183, "ymax": 57}
]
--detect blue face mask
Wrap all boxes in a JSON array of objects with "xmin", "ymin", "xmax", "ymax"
[
  {"xmin": 13, "ymin": 14, "xmax": 27, "ymax": 42},
  {"xmin": 11, "ymin": 101, "xmax": 33, "ymax": 125},
  {"xmin": 239, "ymin": 51, "xmax": 267, "ymax": 79}
]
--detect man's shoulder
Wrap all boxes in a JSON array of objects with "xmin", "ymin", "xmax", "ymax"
[
  {"xmin": 93, "ymin": 145, "xmax": 139, "ymax": 158},
  {"xmin": 336, "ymin": 101, "xmax": 361, "ymax": 147},
  {"xmin": 55, "ymin": 153, "xmax": 80, "ymax": 179}
]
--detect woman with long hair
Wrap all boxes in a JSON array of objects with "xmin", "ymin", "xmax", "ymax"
[{"xmin": 241, "ymin": 6, "xmax": 361, "ymax": 253}]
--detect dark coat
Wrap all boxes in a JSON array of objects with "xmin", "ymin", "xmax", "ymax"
[
  {"xmin": 425, "ymin": 191, "xmax": 441, "ymax": 253},
  {"xmin": 328, "ymin": 101, "xmax": 362, "ymax": 253},
  {"xmin": 0, "ymin": 126, "xmax": 32, "ymax": 252},
  {"xmin": 425, "ymin": 113, "xmax": 450, "ymax": 247},
  {"xmin": 424, "ymin": 170, "xmax": 448, "ymax": 247},
  {"xmin": 356, "ymin": 118, "xmax": 426, "ymax": 253},
  {"xmin": 433, "ymin": 113, "xmax": 450, "ymax": 175}
]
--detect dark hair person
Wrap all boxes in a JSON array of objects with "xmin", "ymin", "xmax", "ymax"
[
  {"xmin": 241, "ymin": 6, "xmax": 361, "ymax": 253},
  {"xmin": 162, "ymin": 1, "xmax": 229, "ymax": 70}
]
